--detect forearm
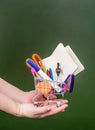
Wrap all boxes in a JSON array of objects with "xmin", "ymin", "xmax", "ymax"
[
  {"xmin": 0, "ymin": 78, "xmax": 25, "ymax": 103},
  {"xmin": 0, "ymin": 93, "xmax": 21, "ymax": 117}
]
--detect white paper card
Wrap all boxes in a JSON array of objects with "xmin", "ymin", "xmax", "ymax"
[
  {"xmin": 42, "ymin": 43, "xmax": 81, "ymax": 82},
  {"xmin": 65, "ymin": 45, "xmax": 84, "ymax": 75}
]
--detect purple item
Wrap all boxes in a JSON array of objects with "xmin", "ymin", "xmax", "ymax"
[{"xmin": 64, "ymin": 74, "xmax": 75, "ymax": 93}]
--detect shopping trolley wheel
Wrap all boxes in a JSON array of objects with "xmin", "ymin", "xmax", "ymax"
[
  {"xmin": 33, "ymin": 101, "xmax": 38, "ymax": 107},
  {"xmin": 56, "ymin": 101, "xmax": 61, "ymax": 107}
]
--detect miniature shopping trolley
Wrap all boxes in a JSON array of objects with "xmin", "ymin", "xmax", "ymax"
[{"xmin": 25, "ymin": 43, "xmax": 84, "ymax": 106}]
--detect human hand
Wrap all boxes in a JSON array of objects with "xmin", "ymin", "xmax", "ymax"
[
  {"xmin": 19, "ymin": 99, "xmax": 68, "ymax": 118},
  {"xmin": 0, "ymin": 78, "xmax": 68, "ymax": 118}
]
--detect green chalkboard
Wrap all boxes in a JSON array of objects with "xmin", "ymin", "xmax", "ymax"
[{"xmin": 0, "ymin": 0, "xmax": 95, "ymax": 130}]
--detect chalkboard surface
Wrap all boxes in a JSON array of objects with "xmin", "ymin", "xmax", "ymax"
[{"xmin": 0, "ymin": 0, "xmax": 95, "ymax": 130}]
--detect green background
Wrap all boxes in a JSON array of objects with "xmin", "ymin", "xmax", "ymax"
[{"xmin": 0, "ymin": 0, "xmax": 95, "ymax": 129}]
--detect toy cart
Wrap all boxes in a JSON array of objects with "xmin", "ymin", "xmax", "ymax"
[{"xmin": 33, "ymin": 74, "xmax": 74, "ymax": 107}]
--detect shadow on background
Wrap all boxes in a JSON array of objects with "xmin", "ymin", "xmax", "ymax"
[{"xmin": 0, "ymin": 0, "xmax": 95, "ymax": 130}]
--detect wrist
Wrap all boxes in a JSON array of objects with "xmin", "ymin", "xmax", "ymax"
[
  {"xmin": 14, "ymin": 103, "xmax": 25, "ymax": 117},
  {"xmin": 14, "ymin": 102, "xmax": 22, "ymax": 117},
  {"xmin": 16, "ymin": 103, "xmax": 23, "ymax": 117}
]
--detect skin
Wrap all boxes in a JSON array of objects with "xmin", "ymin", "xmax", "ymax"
[{"xmin": 0, "ymin": 78, "xmax": 68, "ymax": 118}]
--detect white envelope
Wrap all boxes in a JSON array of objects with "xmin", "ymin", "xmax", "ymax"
[
  {"xmin": 42, "ymin": 43, "xmax": 84, "ymax": 82},
  {"xmin": 65, "ymin": 45, "xmax": 84, "ymax": 75}
]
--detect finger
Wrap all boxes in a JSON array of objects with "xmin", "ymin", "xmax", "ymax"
[
  {"xmin": 33, "ymin": 99, "xmax": 68, "ymax": 107},
  {"xmin": 56, "ymin": 99, "xmax": 69, "ymax": 104},
  {"xmin": 34, "ymin": 99, "xmax": 68, "ymax": 115},
  {"xmin": 39, "ymin": 103, "xmax": 68, "ymax": 118},
  {"xmin": 33, "ymin": 105, "xmax": 52, "ymax": 115},
  {"xmin": 47, "ymin": 99, "xmax": 68, "ymax": 106}
]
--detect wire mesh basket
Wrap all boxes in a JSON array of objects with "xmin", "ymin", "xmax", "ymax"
[{"xmin": 34, "ymin": 74, "xmax": 74, "ymax": 97}]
